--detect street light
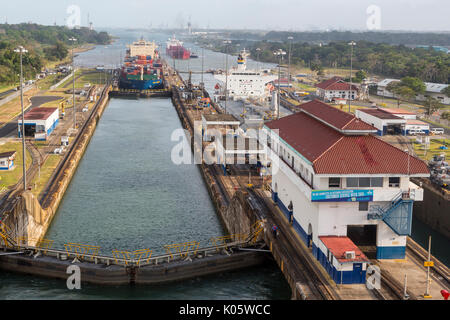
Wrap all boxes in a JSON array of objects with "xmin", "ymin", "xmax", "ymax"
[
  {"xmin": 14, "ymin": 46, "xmax": 28, "ymax": 191},
  {"xmin": 287, "ymin": 36, "xmax": 293, "ymax": 87},
  {"xmin": 223, "ymin": 40, "xmax": 231, "ymax": 113},
  {"xmin": 69, "ymin": 37, "xmax": 77, "ymax": 129},
  {"xmin": 348, "ymin": 41, "xmax": 356, "ymax": 113},
  {"xmin": 274, "ymin": 49, "xmax": 286, "ymax": 120}
]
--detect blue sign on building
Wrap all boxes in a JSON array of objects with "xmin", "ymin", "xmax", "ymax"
[{"xmin": 311, "ymin": 189, "xmax": 373, "ymax": 202}]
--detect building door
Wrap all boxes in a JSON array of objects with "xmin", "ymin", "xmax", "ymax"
[{"xmin": 352, "ymin": 263, "xmax": 363, "ymax": 284}]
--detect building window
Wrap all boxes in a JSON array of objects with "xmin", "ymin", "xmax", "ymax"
[
  {"xmin": 389, "ymin": 177, "xmax": 400, "ymax": 187},
  {"xmin": 347, "ymin": 177, "xmax": 384, "ymax": 188},
  {"xmin": 329, "ymin": 178, "xmax": 341, "ymax": 188},
  {"xmin": 347, "ymin": 178, "xmax": 359, "ymax": 188},
  {"xmin": 359, "ymin": 202, "xmax": 369, "ymax": 211}
]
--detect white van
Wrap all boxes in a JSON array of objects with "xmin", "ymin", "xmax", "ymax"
[{"xmin": 430, "ymin": 128, "xmax": 445, "ymax": 135}]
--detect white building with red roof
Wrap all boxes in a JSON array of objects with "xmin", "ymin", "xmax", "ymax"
[
  {"xmin": 356, "ymin": 108, "xmax": 430, "ymax": 136},
  {"xmin": 18, "ymin": 107, "xmax": 59, "ymax": 141},
  {"xmin": 315, "ymin": 76, "xmax": 359, "ymax": 102},
  {"xmin": 261, "ymin": 100, "xmax": 429, "ymax": 284}
]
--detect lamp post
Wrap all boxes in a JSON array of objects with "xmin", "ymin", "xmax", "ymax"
[
  {"xmin": 14, "ymin": 46, "xmax": 28, "ymax": 191},
  {"xmin": 223, "ymin": 40, "xmax": 231, "ymax": 113},
  {"xmin": 288, "ymin": 36, "xmax": 293, "ymax": 87},
  {"xmin": 348, "ymin": 41, "xmax": 356, "ymax": 113},
  {"xmin": 201, "ymin": 46, "xmax": 204, "ymax": 89},
  {"xmin": 69, "ymin": 37, "xmax": 77, "ymax": 129},
  {"xmin": 274, "ymin": 49, "xmax": 286, "ymax": 120}
]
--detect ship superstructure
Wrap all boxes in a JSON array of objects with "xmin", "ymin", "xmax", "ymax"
[{"xmin": 214, "ymin": 49, "xmax": 277, "ymax": 101}]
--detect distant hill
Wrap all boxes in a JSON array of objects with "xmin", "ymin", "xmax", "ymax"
[
  {"xmin": 0, "ymin": 24, "xmax": 112, "ymax": 85},
  {"xmin": 227, "ymin": 30, "xmax": 450, "ymax": 47}
]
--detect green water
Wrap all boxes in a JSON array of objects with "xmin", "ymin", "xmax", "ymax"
[{"xmin": 0, "ymin": 97, "xmax": 291, "ymax": 300}]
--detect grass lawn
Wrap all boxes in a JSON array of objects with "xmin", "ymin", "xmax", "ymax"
[
  {"xmin": 0, "ymin": 84, "xmax": 18, "ymax": 94},
  {"xmin": 30, "ymin": 154, "xmax": 61, "ymax": 197},
  {"xmin": 411, "ymin": 138, "xmax": 449, "ymax": 161},
  {"xmin": 0, "ymin": 142, "xmax": 33, "ymax": 189},
  {"xmin": 0, "ymin": 87, "xmax": 39, "ymax": 123},
  {"xmin": 293, "ymin": 82, "xmax": 316, "ymax": 92}
]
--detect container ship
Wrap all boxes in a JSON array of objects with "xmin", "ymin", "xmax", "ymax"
[
  {"xmin": 166, "ymin": 36, "xmax": 191, "ymax": 60},
  {"xmin": 118, "ymin": 39, "xmax": 164, "ymax": 90}
]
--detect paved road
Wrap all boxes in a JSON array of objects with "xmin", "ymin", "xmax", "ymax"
[
  {"xmin": 0, "ymin": 96, "xmax": 62, "ymax": 138},
  {"xmin": 0, "ymin": 88, "xmax": 16, "ymax": 99}
]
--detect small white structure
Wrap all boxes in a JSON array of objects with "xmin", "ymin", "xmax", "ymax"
[
  {"xmin": 377, "ymin": 79, "xmax": 450, "ymax": 105},
  {"xmin": 356, "ymin": 108, "xmax": 429, "ymax": 136},
  {"xmin": 0, "ymin": 151, "xmax": 16, "ymax": 171},
  {"xmin": 18, "ymin": 107, "xmax": 59, "ymax": 141},
  {"xmin": 315, "ymin": 76, "xmax": 359, "ymax": 102},
  {"xmin": 214, "ymin": 49, "xmax": 277, "ymax": 102}
]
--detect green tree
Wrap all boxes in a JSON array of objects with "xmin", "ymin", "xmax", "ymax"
[
  {"xmin": 355, "ymin": 70, "xmax": 367, "ymax": 83},
  {"xmin": 423, "ymin": 96, "xmax": 443, "ymax": 116},
  {"xmin": 441, "ymin": 86, "xmax": 450, "ymax": 97},
  {"xmin": 441, "ymin": 111, "xmax": 450, "ymax": 121}
]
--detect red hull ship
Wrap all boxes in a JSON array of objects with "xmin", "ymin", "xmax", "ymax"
[{"xmin": 166, "ymin": 36, "xmax": 190, "ymax": 60}]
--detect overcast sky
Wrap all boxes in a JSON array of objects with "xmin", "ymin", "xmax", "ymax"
[{"xmin": 1, "ymin": 0, "xmax": 449, "ymax": 32}]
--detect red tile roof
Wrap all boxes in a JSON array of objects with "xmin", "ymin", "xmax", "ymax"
[
  {"xmin": 0, "ymin": 151, "xmax": 16, "ymax": 159},
  {"xmin": 315, "ymin": 77, "xmax": 358, "ymax": 91},
  {"xmin": 265, "ymin": 101, "xmax": 430, "ymax": 176},
  {"xmin": 299, "ymin": 100, "xmax": 377, "ymax": 132},
  {"xmin": 382, "ymin": 108, "xmax": 415, "ymax": 115},
  {"xmin": 22, "ymin": 107, "xmax": 58, "ymax": 120},
  {"xmin": 358, "ymin": 108, "xmax": 403, "ymax": 120},
  {"xmin": 315, "ymin": 76, "xmax": 342, "ymax": 89},
  {"xmin": 266, "ymin": 112, "xmax": 342, "ymax": 162},
  {"xmin": 319, "ymin": 236, "xmax": 369, "ymax": 263},
  {"xmin": 313, "ymin": 135, "xmax": 429, "ymax": 175}
]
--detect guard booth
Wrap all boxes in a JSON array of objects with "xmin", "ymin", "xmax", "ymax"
[{"xmin": 317, "ymin": 236, "xmax": 370, "ymax": 284}]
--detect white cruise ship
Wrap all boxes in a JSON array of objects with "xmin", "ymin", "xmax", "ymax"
[{"xmin": 214, "ymin": 49, "xmax": 277, "ymax": 102}]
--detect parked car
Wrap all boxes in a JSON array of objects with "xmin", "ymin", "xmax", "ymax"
[{"xmin": 430, "ymin": 128, "xmax": 445, "ymax": 135}]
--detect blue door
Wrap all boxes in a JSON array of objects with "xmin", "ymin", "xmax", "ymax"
[{"xmin": 352, "ymin": 263, "xmax": 363, "ymax": 284}]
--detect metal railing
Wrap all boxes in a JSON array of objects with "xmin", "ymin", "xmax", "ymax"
[{"xmin": 0, "ymin": 221, "xmax": 265, "ymax": 268}]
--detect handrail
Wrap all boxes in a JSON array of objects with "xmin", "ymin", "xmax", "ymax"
[{"xmin": 0, "ymin": 239, "xmax": 255, "ymax": 268}]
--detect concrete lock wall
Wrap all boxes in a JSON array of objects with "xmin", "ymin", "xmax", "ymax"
[
  {"xmin": 413, "ymin": 181, "xmax": 450, "ymax": 239},
  {"xmin": 2, "ymin": 86, "xmax": 111, "ymax": 245}
]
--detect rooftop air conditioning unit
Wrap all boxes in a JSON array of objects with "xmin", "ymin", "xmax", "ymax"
[{"xmin": 345, "ymin": 251, "xmax": 356, "ymax": 259}]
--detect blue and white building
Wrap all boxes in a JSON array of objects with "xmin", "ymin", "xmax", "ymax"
[
  {"xmin": 0, "ymin": 151, "xmax": 16, "ymax": 171},
  {"xmin": 18, "ymin": 107, "xmax": 59, "ymax": 141},
  {"xmin": 262, "ymin": 100, "xmax": 430, "ymax": 284}
]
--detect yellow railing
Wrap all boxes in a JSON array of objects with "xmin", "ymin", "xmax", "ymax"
[
  {"xmin": 164, "ymin": 241, "xmax": 200, "ymax": 259},
  {"xmin": 112, "ymin": 249, "xmax": 153, "ymax": 266},
  {"xmin": 16, "ymin": 237, "xmax": 54, "ymax": 253},
  {"xmin": 64, "ymin": 243, "xmax": 101, "ymax": 261}
]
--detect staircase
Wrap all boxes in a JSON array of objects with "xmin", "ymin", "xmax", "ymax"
[{"xmin": 367, "ymin": 192, "xmax": 414, "ymax": 236}]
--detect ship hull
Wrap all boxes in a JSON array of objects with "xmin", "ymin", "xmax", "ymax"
[
  {"xmin": 166, "ymin": 48, "xmax": 190, "ymax": 60},
  {"xmin": 118, "ymin": 78, "xmax": 163, "ymax": 90}
]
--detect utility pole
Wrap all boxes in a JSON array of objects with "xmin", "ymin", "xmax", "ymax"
[
  {"xmin": 201, "ymin": 47, "xmax": 204, "ymax": 89},
  {"xmin": 223, "ymin": 40, "xmax": 231, "ymax": 114},
  {"xmin": 288, "ymin": 36, "xmax": 293, "ymax": 88},
  {"xmin": 424, "ymin": 236, "xmax": 433, "ymax": 298},
  {"xmin": 69, "ymin": 37, "xmax": 77, "ymax": 129},
  {"xmin": 348, "ymin": 41, "xmax": 356, "ymax": 113},
  {"xmin": 274, "ymin": 49, "xmax": 286, "ymax": 120},
  {"xmin": 14, "ymin": 46, "xmax": 28, "ymax": 191}
]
